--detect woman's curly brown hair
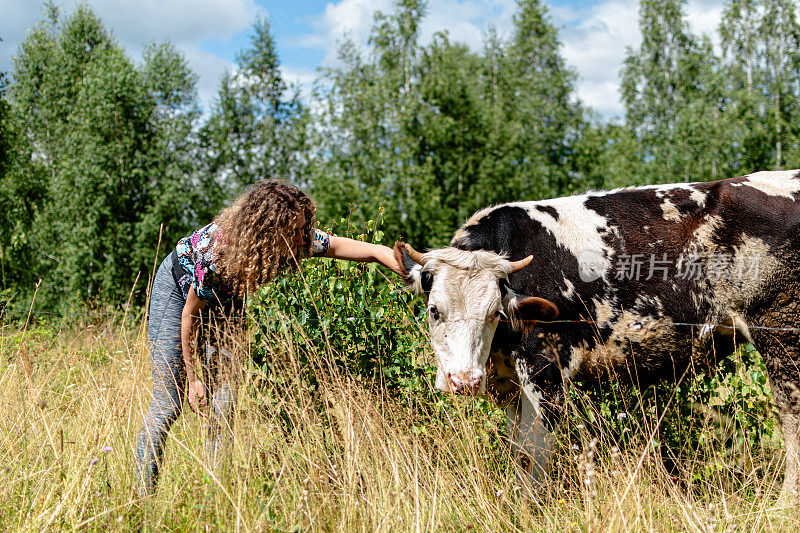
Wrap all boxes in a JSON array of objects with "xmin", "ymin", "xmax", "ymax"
[{"xmin": 214, "ymin": 180, "xmax": 316, "ymax": 299}]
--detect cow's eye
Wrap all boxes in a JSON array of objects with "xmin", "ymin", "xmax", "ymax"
[
  {"xmin": 428, "ymin": 305, "xmax": 441, "ymax": 322},
  {"xmin": 491, "ymin": 310, "xmax": 506, "ymax": 322}
]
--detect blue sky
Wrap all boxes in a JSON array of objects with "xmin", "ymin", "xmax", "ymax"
[{"xmin": 1, "ymin": 0, "xmax": 725, "ymax": 120}]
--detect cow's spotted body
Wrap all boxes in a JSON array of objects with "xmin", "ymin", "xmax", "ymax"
[{"xmin": 396, "ymin": 170, "xmax": 800, "ymax": 501}]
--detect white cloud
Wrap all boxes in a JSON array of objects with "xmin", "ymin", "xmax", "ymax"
[
  {"xmin": 281, "ymin": 65, "xmax": 318, "ymax": 101},
  {"xmin": 552, "ymin": 0, "xmax": 723, "ymax": 119},
  {"xmin": 303, "ymin": 0, "xmax": 515, "ymax": 65},
  {"xmin": 303, "ymin": 0, "xmax": 392, "ymax": 62},
  {"xmin": 550, "ymin": 0, "xmax": 641, "ymax": 119},
  {"xmin": 282, "ymin": 65, "xmax": 317, "ymax": 87},
  {"xmin": 579, "ymin": 80, "xmax": 627, "ymax": 120},
  {"xmin": 686, "ymin": 0, "xmax": 725, "ymax": 51},
  {"xmin": 71, "ymin": 0, "xmax": 262, "ymax": 110},
  {"xmin": 418, "ymin": 0, "xmax": 516, "ymax": 49},
  {"xmin": 2, "ymin": 0, "xmax": 727, "ymax": 121},
  {"xmin": 181, "ymin": 47, "xmax": 235, "ymax": 112},
  {"xmin": 302, "ymin": 0, "xmax": 724, "ymax": 120},
  {"xmin": 1, "ymin": 0, "xmax": 259, "ymax": 112},
  {"xmin": 78, "ymin": 0, "xmax": 261, "ymax": 47}
]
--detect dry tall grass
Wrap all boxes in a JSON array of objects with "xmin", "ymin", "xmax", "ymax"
[{"xmin": 0, "ymin": 311, "xmax": 796, "ymax": 531}]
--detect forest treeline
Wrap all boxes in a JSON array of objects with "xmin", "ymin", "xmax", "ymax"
[{"xmin": 1, "ymin": 0, "xmax": 800, "ymax": 311}]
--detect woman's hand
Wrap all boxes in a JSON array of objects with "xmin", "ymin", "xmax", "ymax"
[
  {"xmin": 187, "ymin": 379, "xmax": 208, "ymax": 417},
  {"xmin": 325, "ymin": 236, "xmax": 404, "ymax": 275}
]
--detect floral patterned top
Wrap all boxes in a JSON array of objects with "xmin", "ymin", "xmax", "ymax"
[{"xmin": 173, "ymin": 223, "xmax": 331, "ymax": 303}]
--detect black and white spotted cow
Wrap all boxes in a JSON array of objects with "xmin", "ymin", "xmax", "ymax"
[{"xmin": 393, "ymin": 170, "xmax": 800, "ymax": 502}]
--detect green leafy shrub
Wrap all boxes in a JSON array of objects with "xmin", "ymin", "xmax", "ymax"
[
  {"xmin": 563, "ymin": 343, "xmax": 779, "ymax": 492},
  {"xmin": 247, "ymin": 216, "xmax": 432, "ymax": 402}
]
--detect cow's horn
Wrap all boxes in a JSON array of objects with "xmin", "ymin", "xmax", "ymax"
[
  {"xmin": 508, "ymin": 255, "xmax": 533, "ymax": 273},
  {"xmin": 404, "ymin": 243, "xmax": 428, "ymax": 265}
]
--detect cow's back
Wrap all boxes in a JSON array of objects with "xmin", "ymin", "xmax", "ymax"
[{"xmin": 452, "ymin": 170, "xmax": 800, "ymax": 384}]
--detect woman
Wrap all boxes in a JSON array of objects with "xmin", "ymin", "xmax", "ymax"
[{"xmin": 135, "ymin": 180, "xmax": 402, "ymax": 493}]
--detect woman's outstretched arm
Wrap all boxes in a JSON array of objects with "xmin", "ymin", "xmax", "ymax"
[
  {"xmin": 181, "ymin": 286, "xmax": 208, "ymax": 417},
  {"xmin": 325, "ymin": 235, "xmax": 404, "ymax": 275}
]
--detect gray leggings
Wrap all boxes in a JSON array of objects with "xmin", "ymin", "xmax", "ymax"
[{"xmin": 135, "ymin": 253, "xmax": 235, "ymax": 494}]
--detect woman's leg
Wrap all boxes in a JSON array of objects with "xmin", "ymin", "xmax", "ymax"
[
  {"xmin": 135, "ymin": 255, "xmax": 186, "ymax": 494},
  {"xmin": 207, "ymin": 376, "xmax": 235, "ymax": 470},
  {"xmin": 205, "ymin": 327, "xmax": 237, "ymax": 470}
]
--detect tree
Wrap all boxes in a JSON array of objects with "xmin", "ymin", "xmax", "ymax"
[
  {"xmin": 717, "ymin": 0, "xmax": 800, "ymax": 172},
  {"xmin": 718, "ymin": 0, "xmax": 772, "ymax": 172},
  {"xmin": 199, "ymin": 17, "xmax": 304, "ymax": 203},
  {"xmin": 759, "ymin": 0, "xmax": 800, "ymax": 168},
  {"xmin": 505, "ymin": 0, "xmax": 584, "ymax": 197},
  {"xmin": 9, "ymin": 5, "xmax": 205, "ymax": 308},
  {"xmin": 139, "ymin": 41, "xmax": 211, "ymax": 254},
  {"xmin": 307, "ymin": 0, "xmax": 449, "ymax": 246},
  {"xmin": 308, "ymin": 0, "xmax": 589, "ymax": 248},
  {"xmin": 1, "ymin": 47, "xmax": 47, "ymax": 299},
  {"xmin": 416, "ymin": 33, "xmax": 489, "ymax": 228},
  {"xmin": 47, "ymin": 45, "xmax": 155, "ymax": 301},
  {"xmin": 621, "ymin": 0, "xmax": 718, "ymax": 182}
]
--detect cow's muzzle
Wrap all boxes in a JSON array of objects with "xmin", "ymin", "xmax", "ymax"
[{"xmin": 447, "ymin": 370, "xmax": 484, "ymax": 395}]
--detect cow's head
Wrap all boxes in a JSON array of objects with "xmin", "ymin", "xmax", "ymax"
[{"xmin": 393, "ymin": 242, "xmax": 559, "ymax": 395}]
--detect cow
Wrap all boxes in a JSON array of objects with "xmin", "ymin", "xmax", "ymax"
[{"xmin": 393, "ymin": 170, "xmax": 800, "ymax": 503}]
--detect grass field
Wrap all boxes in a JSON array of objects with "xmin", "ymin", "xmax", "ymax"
[{"xmin": 1, "ymin": 308, "xmax": 797, "ymax": 532}]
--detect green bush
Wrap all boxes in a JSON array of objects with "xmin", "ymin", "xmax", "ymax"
[
  {"xmin": 247, "ymin": 216, "xmax": 432, "ymax": 402},
  {"xmin": 564, "ymin": 343, "xmax": 779, "ymax": 491}
]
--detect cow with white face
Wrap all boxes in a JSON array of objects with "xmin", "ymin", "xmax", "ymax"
[
  {"xmin": 394, "ymin": 170, "xmax": 800, "ymax": 502},
  {"xmin": 393, "ymin": 243, "xmax": 561, "ymax": 479},
  {"xmin": 397, "ymin": 247, "xmax": 557, "ymax": 394}
]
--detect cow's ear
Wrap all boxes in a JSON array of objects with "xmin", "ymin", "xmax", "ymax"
[
  {"xmin": 510, "ymin": 296, "xmax": 559, "ymax": 325},
  {"xmin": 501, "ymin": 281, "xmax": 558, "ymax": 331},
  {"xmin": 393, "ymin": 241, "xmax": 432, "ymax": 295},
  {"xmin": 393, "ymin": 241, "xmax": 417, "ymax": 277}
]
